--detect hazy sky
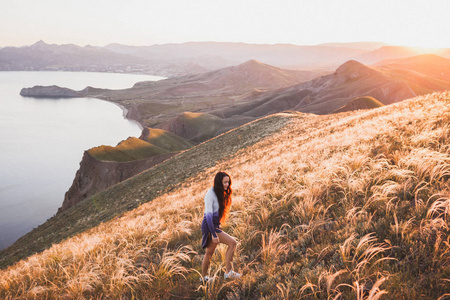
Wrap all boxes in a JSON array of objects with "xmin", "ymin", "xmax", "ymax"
[{"xmin": 1, "ymin": 0, "xmax": 449, "ymax": 48}]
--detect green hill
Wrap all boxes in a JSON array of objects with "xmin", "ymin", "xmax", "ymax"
[
  {"xmin": 88, "ymin": 128, "xmax": 195, "ymax": 162},
  {"xmin": 1, "ymin": 92, "xmax": 449, "ymax": 299},
  {"xmin": 88, "ymin": 137, "xmax": 169, "ymax": 162},
  {"xmin": 140, "ymin": 127, "xmax": 195, "ymax": 151},
  {"xmin": 159, "ymin": 112, "xmax": 224, "ymax": 143}
]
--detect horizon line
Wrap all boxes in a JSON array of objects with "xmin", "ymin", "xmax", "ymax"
[{"xmin": 2, "ymin": 40, "xmax": 449, "ymax": 50}]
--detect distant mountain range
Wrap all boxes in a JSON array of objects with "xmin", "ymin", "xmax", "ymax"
[
  {"xmin": 230, "ymin": 54, "xmax": 450, "ymax": 116},
  {"xmin": 21, "ymin": 54, "xmax": 450, "ymax": 142},
  {"xmin": 0, "ymin": 41, "xmax": 151, "ymax": 73},
  {"xmin": 2, "ymin": 40, "xmax": 449, "ymax": 77}
]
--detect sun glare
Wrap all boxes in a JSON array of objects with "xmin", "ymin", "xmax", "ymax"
[{"xmin": 403, "ymin": 46, "xmax": 445, "ymax": 55}]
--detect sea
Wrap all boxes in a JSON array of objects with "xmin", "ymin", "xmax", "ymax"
[{"xmin": 0, "ymin": 71, "xmax": 164, "ymax": 250}]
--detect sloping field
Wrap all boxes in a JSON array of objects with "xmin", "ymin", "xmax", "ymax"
[
  {"xmin": 1, "ymin": 92, "xmax": 449, "ymax": 299},
  {"xmin": 0, "ymin": 113, "xmax": 293, "ymax": 269}
]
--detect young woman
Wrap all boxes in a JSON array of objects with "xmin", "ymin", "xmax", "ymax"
[{"xmin": 201, "ymin": 171, "xmax": 241, "ymax": 281}]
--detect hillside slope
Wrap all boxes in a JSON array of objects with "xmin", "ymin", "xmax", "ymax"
[
  {"xmin": 0, "ymin": 113, "xmax": 293, "ymax": 268},
  {"xmin": 140, "ymin": 127, "xmax": 195, "ymax": 152},
  {"xmin": 0, "ymin": 92, "xmax": 449, "ymax": 299}
]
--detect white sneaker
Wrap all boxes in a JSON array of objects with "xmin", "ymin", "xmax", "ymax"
[
  {"xmin": 200, "ymin": 276, "xmax": 213, "ymax": 283},
  {"xmin": 224, "ymin": 270, "xmax": 242, "ymax": 280}
]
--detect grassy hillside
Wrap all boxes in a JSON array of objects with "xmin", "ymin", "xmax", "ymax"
[
  {"xmin": 0, "ymin": 113, "xmax": 291, "ymax": 270},
  {"xmin": 160, "ymin": 112, "xmax": 224, "ymax": 143},
  {"xmin": 88, "ymin": 137, "xmax": 169, "ymax": 162},
  {"xmin": 141, "ymin": 128, "xmax": 195, "ymax": 152},
  {"xmin": 88, "ymin": 128, "xmax": 195, "ymax": 162},
  {"xmin": 1, "ymin": 92, "xmax": 449, "ymax": 299}
]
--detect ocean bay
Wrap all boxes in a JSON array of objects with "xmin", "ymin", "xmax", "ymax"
[{"xmin": 0, "ymin": 71, "xmax": 164, "ymax": 250}]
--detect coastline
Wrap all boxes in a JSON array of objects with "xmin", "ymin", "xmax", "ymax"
[
  {"xmin": 110, "ymin": 101, "xmax": 145, "ymax": 131},
  {"xmin": 0, "ymin": 71, "xmax": 162, "ymax": 251},
  {"xmin": 17, "ymin": 71, "xmax": 166, "ymax": 132}
]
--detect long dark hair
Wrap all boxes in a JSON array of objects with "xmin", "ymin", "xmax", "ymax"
[{"xmin": 213, "ymin": 171, "xmax": 232, "ymax": 223}]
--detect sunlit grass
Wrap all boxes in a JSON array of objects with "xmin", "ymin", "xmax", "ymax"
[
  {"xmin": 0, "ymin": 92, "xmax": 449, "ymax": 299},
  {"xmin": 89, "ymin": 137, "xmax": 168, "ymax": 162}
]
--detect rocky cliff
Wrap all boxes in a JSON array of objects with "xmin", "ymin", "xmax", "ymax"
[
  {"xmin": 58, "ymin": 150, "xmax": 176, "ymax": 213},
  {"xmin": 20, "ymin": 85, "xmax": 110, "ymax": 99}
]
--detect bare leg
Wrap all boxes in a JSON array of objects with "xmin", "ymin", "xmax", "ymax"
[
  {"xmin": 217, "ymin": 231, "xmax": 237, "ymax": 273},
  {"xmin": 201, "ymin": 239, "xmax": 218, "ymax": 277}
]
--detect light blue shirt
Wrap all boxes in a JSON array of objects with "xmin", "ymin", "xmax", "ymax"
[{"xmin": 204, "ymin": 187, "xmax": 220, "ymax": 237}]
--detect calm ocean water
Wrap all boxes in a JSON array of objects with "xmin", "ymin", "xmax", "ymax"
[{"xmin": 0, "ymin": 71, "xmax": 164, "ymax": 250}]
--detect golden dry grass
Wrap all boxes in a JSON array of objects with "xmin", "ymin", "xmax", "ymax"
[{"xmin": 1, "ymin": 92, "xmax": 449, "ymax": 299}]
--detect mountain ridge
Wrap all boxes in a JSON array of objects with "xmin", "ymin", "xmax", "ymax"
[
  {"xmin": 0, "ymin": 40, "xmax": 151, "ymax": 73},
  {"xmin": 229, "ymin": 54, "xmax": 450, "ymax": 116},
  {"xmin": 4, "ymin": 40, "xmax": 450, "ymax": 77}
]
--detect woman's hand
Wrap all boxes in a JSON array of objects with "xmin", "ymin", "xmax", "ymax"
[{"xmin": 212, "ymin": 236, "xmax": 220, "ymax": 244}]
